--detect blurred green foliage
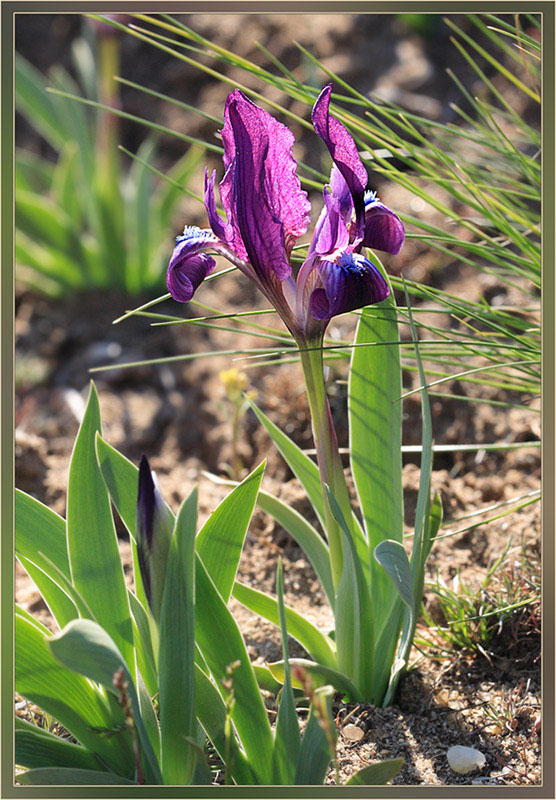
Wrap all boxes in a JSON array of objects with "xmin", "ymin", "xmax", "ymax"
[{"xmin": 15, "ymin": 27, "xmax": 202, "ymax": 298}]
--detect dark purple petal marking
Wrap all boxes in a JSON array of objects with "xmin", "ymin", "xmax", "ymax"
[
  {"xmin": 309, "ymin": 252, "xmax": 390, "ymax": 320},
  {"xmin": 166, "ymin": 227, "xmax": 216, "ymax": 302},
  {"xmin": 363, "ymin": 199, "xmax": 406, "ymax": 255},
  {"xmin": 312, "ymin": 85, "xmax": 368, "ymax": 240}
]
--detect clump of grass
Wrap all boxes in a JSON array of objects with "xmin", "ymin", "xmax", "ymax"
[{"xmin": 417, "ymin": 540, "xmax": 540, "ymax": 663}]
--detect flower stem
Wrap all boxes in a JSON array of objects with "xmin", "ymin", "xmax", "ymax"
[{"xmin": 299, "ymin": 341, "xmax": 354, "ymax": 591}]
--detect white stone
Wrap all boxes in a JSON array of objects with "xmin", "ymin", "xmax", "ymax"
[
  {"xmin": 447, "ymin": 746, "xmax": 486, "ymax": 774},
  {"xmin": 342, "ymin": 723, "xmax": 364, "ymax": 741}
]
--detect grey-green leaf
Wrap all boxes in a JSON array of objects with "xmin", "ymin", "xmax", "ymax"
[
  {"xmin": 374, "ymin": 540, "xmax": 415, "ymax": 611},
  {"xmin": 48, "ymin": 618, "xmax": 162, "ymax": 784},
  {"xmin": 272, "ymin": 559, "xmax": 301, "ymax": 784},
  {"xmin": 17, "ymin": 767, "xmax": 136, "ymax": 785},
  {"xmin": 346, "ymin": 757, "xmax": 404, "ymax": 785},
  {"xmin": 15, "ymin": 719, "xmax": 103, "ymax": 773},
  {"xmin": 349, "ymin": 297, "xmax": 403, "ymax": 635},
  {"xmin": 15, "ymin": 613, "xmax": 134, "ymax": 777}
]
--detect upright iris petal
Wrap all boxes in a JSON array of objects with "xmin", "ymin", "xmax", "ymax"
[
  {"xmin": 312, "ymin": 85, "xmax": 368, "ymax": 241},
  {"xmin": 214, "ymin": 90, "xmax": 311, "ymax": 281}
]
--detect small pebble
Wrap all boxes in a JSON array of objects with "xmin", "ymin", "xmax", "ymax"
[
  {"xmin": 342, "ymin": 723, "xmax": 365, "ymax": 741},
  {"xmin": 447, "ymin": 746, "xmax": 486, "ymax": 774}
]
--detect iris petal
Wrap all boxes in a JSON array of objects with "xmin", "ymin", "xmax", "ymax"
[
  {"xmin": 219, "ymin": 90, "xmax": 310, "ymax": 278},
  {"xmin": 166, "ymin": 227, "xmax": 216, "ymax": 302},
  {"xmin": 363, "ymin": 201, "xmax": 405, "ymax": 255},
  {"xmin": 309, "ymin": 252, "xmax": 390, "ymax": 320},
  {"xmin": 313, "ymin": 189, "xmax": 350, "ymax": 256},
  {"xmin": 204, "ymin": 169, "xmax": 229, "ymax": 243},
  {"xmin": 312, "ymin": 84, "xmax": 368, "ymax": 239}
]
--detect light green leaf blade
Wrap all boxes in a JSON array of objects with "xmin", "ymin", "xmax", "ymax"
[
  {"xmin": 425, "ymin": 491, "xmax": 443, "ymax": 560},
  {"xmin": 248, "ymin": 400, "xmax": 327, "ymax": 529},
  {"xmin": 155, "ymin": 146, "xmax": 204, "ymax": 226},
  {"xmin": 373, "ymin": 540, "xmax": 415, "ymax": 611},
  {"xmin": 257, "ymin": 489, "xmax": 334, "ymax": 606},
  {"xmin": 16, "ymin": 555, "xmax": 78, "ymax": 630},
  {"xmin": 195, "ymin": 555, "xmax": 274, "ymax": 783},
  {"xmin": 196, "ymin": 462, "xmax": 265, "ymax": 603},
  {"xmin": 128, "ymin": 592, "xmax": 157, "ymax": 697},
  {"xmin": 15, "ymin": 148, "xmax": 55, "ymax": 193},
  {"xmin": 294, "ymin": 699, "xmax": 333, "ymax": 785},
  {"xmin": 128, "ymin": 137, "xmax": 156, "ymax": 293},
  {"xmin": 268, "ymin": 659, "xmax": 361, "ymax": 702},
  {"xmin": 48, "ymin": 618, "xmax": 162, "ymax": 785},
  {"xmin": 135, "ymin": 668, "xmax": 160, "ymax": 761},
  {"xmin": 95, "ymin": 433, "xmax": 171, "ymax": 611},
  {"xmin": 16, "ymin": 190, "xmax": 80, "ymax": 257},
  {"xmin": 232, "ymin": 581, "xmax": 336, "ymax": 669},
  {"xmin": 194, "ymin": 665, "xmax": 257, "ymax": 785},
  {"xmin": 327, "ymin": 490, "xmax": 374, "ymax": 702},
  {"xmin": 15, "ymin": 613, "xmax": 134, "ymax": 777},
  {"xmin": 249, "ymin": 400, "xmax": 369, "ymax": 582},
  {"xmin": 15, "ymin": 489, "xmax": 70, "ymax": 578},
  {"xmin": 52, "ymin": 141, "xmax": 82, "ymax": 225},
  {"xmin": 158, "ymin": 489, "xmax": 197, "ymax": 785},
  {"xmin": 17, "ymin": 767, "xmax": 136, "ymax": 785},
  {"xmin": 346, "ymin": 757, "xmax": 404, "ymax": 785},
  {"xmin": 15, "ymin": 54, "xmax": 67, "ymax": 150},
  {"xmin": 272, "ymin": 559, "xmax": 301, "ymax": 784},
  {"xmin": 66, "ymin": 384, "xmax": 133, "ymax": 671},
  {"xmin": 203, "ymin": 473, "xmax": 334, "ymax": 606},
  {"xmin": 348, "ymin": 297, "xmax": 403, "ymax": 634},
  {"xmin": 15, "ymin": 718, "xmax": 103, "ymax": 773}
]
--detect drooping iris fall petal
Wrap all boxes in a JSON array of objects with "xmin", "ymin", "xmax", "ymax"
[
  {"xmin": 309, "ymin": 252, "xmax": 390, "ymax": 320},
  {"xmin": 167, "ymin": 227, "xmax": 216, "ymax": 302},
  {"xmin": 362, "ymin": 199, "xmax": 406, "ymax": 255}
]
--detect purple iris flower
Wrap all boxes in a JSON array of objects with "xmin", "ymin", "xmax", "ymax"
[{"xmin": 167, "ymin": 84, "xmax": 405, "ymax": 342}]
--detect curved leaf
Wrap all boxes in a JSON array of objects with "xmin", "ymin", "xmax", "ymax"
[
  {"xmin": 348, "ymin": 297, "xmax": 403, "ymax": 636},
  {"xmin": 48, "ymin": 619, "xmax": 162, "ymax": 785},
  {"xmin": 346, "ymin": 757, "xmax": 404, "ymax": 785},
  {"xmin": 233, "ymin": 581, "xmax": 336, "ymax": 669},
  {"xmin": 196, "ymin": 462, "xmax": 265, "ymax": 603},
  {"xmin": 158, "ymin": 490, "xmax": 197, "ymax": 785},
  {"xmin": 15, "ymin": 613, "xmax": 134, "ymax": 777}
]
